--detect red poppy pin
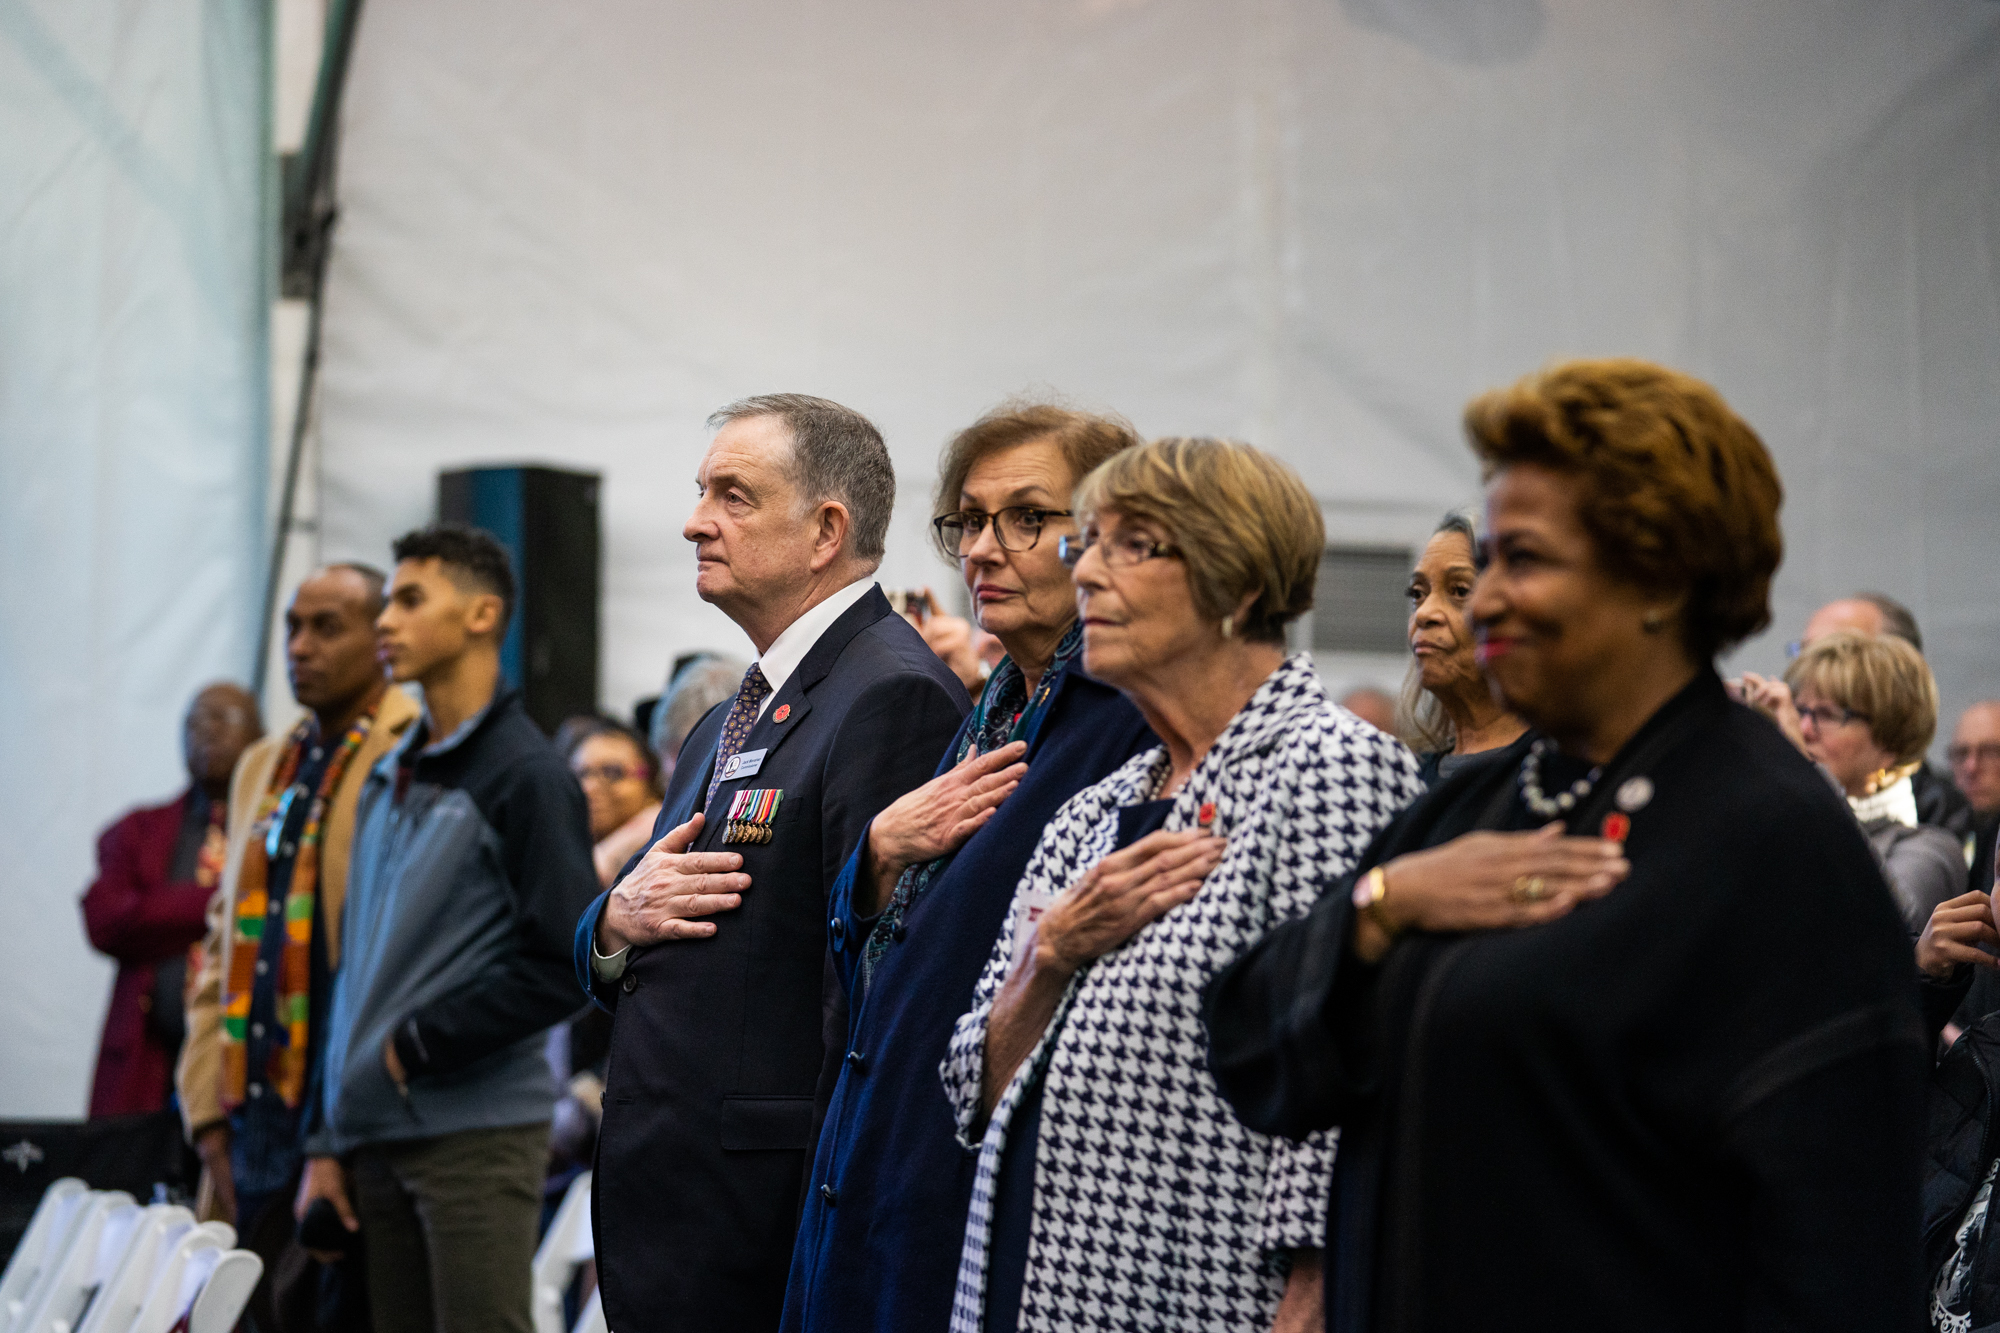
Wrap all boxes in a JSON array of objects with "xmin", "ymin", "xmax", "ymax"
[
  {"xmin": 773, "ymin": 704, "xmax": 791, "ymax": 724},
  {"xmin": 1600, "ymin": 812, "xmax": 1630, "ymax": 843},
  {"xmin": 1198, "ymin": 801, "xmax": 1217, "ymax": 829}
]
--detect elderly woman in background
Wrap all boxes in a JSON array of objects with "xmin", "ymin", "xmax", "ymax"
[
  {"xmin": 939, "ymin": 438, "xmax": 1423, "ymax": 1333},
  {"xmin": 1772, "ymin": 631, "xmax": 1964, "ymax": 932},
  {"xmin": 1207, "ymin": 360, "xmax": 1926, "ymax": 1331},
  {"xmin": 784, "ymin": 405, "xmax": 1155, "ymax": 1333},
  {"xmin": 562, "ymin": 717, "xmax": 665, "ymax": 887},
  {"xmin": 1397, "ymin": 511, "xmax": 1528, "ymax": 787}
]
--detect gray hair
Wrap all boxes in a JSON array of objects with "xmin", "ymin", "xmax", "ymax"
[
  {"xmin": 1854, "ymin": 591, "xmax": 1923, "ymax": 653},
  {"xmin": 1395, "ymin": 510, "xmax": 1480, "ymax": 754},
  {"xmin": 707, "ymin": 393, "xmax": 896, "ymax": 562},
  {"xmin": 652, "ymin": 654, "xmax": 752, "ymax": 764}
]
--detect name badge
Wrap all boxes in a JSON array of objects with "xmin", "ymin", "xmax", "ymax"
[
  {"xmin": 724, "ymin": 788, "xmax": 784, "ymax": 845},
  {"xmin": 1010, "ymin": 887, "xmax": 1058, "ymax": 973},
  {"xmin": 721, "ymin": 747, "xmax": 767, "ymax": 782}
]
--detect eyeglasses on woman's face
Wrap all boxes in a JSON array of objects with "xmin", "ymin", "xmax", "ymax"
[
  {"xmin": 932, "ymin": 506, "xmax": 1072, "ymax": 558},
  {"xmin": 1057, "ymin": 524, "xmax": 1180, "ymax": 571},
  {"xmin": 1797, "ymin": 701, "xmax": 1870, "ymax": 733},
  {"xmin": 573, "ymin": 762, "xmax": 642, "ymax": 786}
]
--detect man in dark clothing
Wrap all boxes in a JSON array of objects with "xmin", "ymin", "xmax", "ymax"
[
  {"xmin": 300, "ymin": 524, "xmax": 599, "ymax": 1333},
  {"xmin": 576, "ymin": 395, "xmax": 968, "ymax": 1333},
  {"xmin": 83, "ymin": 682, "xmax": 263, "ymax": 1117}
]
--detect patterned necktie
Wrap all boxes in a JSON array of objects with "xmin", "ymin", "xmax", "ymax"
[{"xmin": 707, "ymin": 663, "xmax": 773, "ymax": 807}]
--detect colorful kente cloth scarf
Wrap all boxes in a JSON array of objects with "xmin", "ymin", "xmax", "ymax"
[
  {"xmin": 859, "ymin": 620, "xmax": 1084, "ymax": 991},
  {"xmin": 219, "ymin": 709, "xmax": 373, "ymax": 1111}
]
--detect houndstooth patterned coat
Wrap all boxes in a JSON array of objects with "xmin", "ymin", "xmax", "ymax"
[{"xmin": 940, "ymin": 654, "xmax": 1423, "ymax": 1332}]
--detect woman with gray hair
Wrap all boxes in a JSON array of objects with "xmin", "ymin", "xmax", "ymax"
[
  {"xmin": 940, "ymin": 438, "xmax": 1424, "ymax": 1333},
  {"xmin": 1397, "ymin": 511, "xmax": 1528, "ymax": 787}
]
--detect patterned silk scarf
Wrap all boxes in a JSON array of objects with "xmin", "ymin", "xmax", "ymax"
[
  {"xmin": 218, "ymin": 710, "xmax": 373, "ymax": 1111},
  {"xmin": 859, "ymin": 620, "xmax": 1084, "ymax": 989}
]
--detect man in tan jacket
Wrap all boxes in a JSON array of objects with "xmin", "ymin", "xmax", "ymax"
[{"xmin": 178, "ymin": 563, "xmax": 419, "ymax": 1239}]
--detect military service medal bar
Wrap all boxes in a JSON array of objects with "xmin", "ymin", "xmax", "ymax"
[{"xmin": 725, "ymin": 788, "xmax": 783, "ymax": 844}]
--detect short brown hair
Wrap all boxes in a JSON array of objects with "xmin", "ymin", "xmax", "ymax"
[
  {"xmin": 933, "ymin": 402, "xmax": 1141, "ymax": 553},
  {"xmin": 708, "ymin": 394, "xmax": 895, "ymax": 562},
  {"xmin": 1465, "ymin": 359, "xmax": 1783, "ymax": 661},
  {"xmin": 1785, "ymin": 631, "xmax": 1939, "ymax": 767},
  {"xmin": 1073, "ymin": 437, "xmax": 1323, "ymax": 644}
]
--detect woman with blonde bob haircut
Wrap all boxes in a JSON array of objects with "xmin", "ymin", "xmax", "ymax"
[
  {"xmin": 1209, "ymin": 359, "xmax": 1927, "ymax": 1332},
  {"xmin": 940, "ymin": 438, "xmax": 1423, "ymax": 1333},
  {"xmin": 1771, "ymin": 631, "xmax": 1963, "ymax": 934}
]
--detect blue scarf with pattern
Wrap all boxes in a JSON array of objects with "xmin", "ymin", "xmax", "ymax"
[{"xmin": 859, "ymin": 620, "xmax": 1085, "ymax": 990}]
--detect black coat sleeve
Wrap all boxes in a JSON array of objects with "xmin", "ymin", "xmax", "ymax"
[
  {"xmin": 1204, "ymin": 866, "xmax": 1382, "ymax": 1141},
  {"xmin": 395, "ymin": 758, "xmax": 601, "ymax": 1078}
]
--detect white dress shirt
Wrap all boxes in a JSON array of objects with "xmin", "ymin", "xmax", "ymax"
[{"xmin": 592, "ymin": 578, "xmax": 880, "ymax": 979}]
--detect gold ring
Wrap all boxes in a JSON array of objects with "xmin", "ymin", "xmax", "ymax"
[{"xmin": 1511, "ymin": 875, "xmax": 1547, "ymax": 903}]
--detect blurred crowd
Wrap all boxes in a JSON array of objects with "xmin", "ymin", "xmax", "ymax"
[{"xmin": 74, "ymin": 366, "xmax": 2000, "ymax": 1333}]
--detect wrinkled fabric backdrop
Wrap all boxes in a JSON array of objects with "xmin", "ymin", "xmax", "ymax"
[
  {"xmin": 3, "ymin": 0, "xmax": 1997, "ymax": 1113},
  {"xmin": 1, "ymin": 0, "xmax": 267, "ymax": 1117}
]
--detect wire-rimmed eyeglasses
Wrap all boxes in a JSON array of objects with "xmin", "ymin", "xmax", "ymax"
[
  {"xmin": 932, "ymin": 507, "xmax": 1073, "ymax": 558},
  {"xmin": 1057, "ymin": 530, "xmax": 1181, "ymax": 570}
]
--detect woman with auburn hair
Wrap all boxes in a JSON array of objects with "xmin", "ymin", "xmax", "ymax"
[
  {"xmin": 1207, "ymin": 360, "xmax": 1926, "ymax": 1331},
  {"xmin": 938, "ymin": 437, "xmax": 1424, "ymax": 1333},
  {"xmin": 1396, "ymin": 511, "xmax": 1529, "ymax": 787}
]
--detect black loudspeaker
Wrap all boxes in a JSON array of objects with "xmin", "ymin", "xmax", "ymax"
[{"xmin": 438, "ymin": 465, "xmax": 601, "ymax": 735}]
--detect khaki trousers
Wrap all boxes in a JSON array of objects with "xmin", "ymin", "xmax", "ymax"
[{"xmin": 349, "ymin": 1122, "xmax": 549, "ymax": 1333}]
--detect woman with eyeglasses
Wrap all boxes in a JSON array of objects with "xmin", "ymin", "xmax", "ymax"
[
  {"xmin": 936, "ymin": 438, "xmax": 1422, "ymax": 1333},
  {"xmin": 783, "ymin": 404, "xmax": 1157, "ymax": 1333},
  {"xmin": 1397, "ymin": 511, "xmax": 1529, "ymax": 787},
  {"xmin": 562, "ymin": 715, "xmax": 665, "ymax": 887},
  {"xmin": 1774, "ymin": 631, "xmax": 1965, "ymax": 935},
  {"xmin": 1206, "ymin": 361, "xmax": 1925, "ymax": 1332}
]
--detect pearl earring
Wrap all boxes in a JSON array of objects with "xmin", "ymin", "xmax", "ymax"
[{"xmin": 1220, "ymin": 616, "xmax": 1235, "ymax": 640}]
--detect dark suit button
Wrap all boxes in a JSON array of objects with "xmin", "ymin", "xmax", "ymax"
[
  {"xmin": 844, "ymin": 1050, "xmax": 866, "ymax": 1073},
  {"xmin": 620, "ymin": 973, "xmax": 638, "ymax": 994},
  {"xmin": 829, "ymin": 917, "xmax": 845, "ymax": 951},
  {"xmin": 821, "ymin": 1183, "xmax": 838, "ymax": 1204},
  {"xmin": 891, "ymin": 924, "xmax": 907, "ymax": 943}
]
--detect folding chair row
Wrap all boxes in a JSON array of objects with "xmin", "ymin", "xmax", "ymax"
[{"xmin": 0, "ymin": 1178, "xmax": 262, "ymax": 1333}]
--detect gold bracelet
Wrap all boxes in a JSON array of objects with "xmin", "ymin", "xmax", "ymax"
[{"xmin": 1351, "ymin": 865, "xmax": 1401, "ymax": 939}]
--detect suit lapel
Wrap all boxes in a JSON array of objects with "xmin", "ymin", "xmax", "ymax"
[{"xmin": 696, "ymin": 586, "xmax": 896, "ymax": 841}]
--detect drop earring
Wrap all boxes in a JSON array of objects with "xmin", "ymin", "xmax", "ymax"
[{"xmin": 1220, "ymin": 616, "xmax": 1235, "ymax": 640}]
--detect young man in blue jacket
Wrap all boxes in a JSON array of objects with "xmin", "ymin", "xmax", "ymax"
[{"xmin": 298, "ymin": 523, "xmax": 598, "ymax": 1333}]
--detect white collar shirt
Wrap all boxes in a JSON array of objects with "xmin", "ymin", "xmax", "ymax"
[{"xmin": 750, "ymin": 577, "xmax": 877, "ymax": 718}]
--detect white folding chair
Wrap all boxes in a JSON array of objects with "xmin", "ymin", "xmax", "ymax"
[
  {"xmin": 0, "ymin": 1180, "xmax": 89, "ymax": 1332},
  {"xmin": 14, "ymin": 1192, "xmax": 140, "ymax": 1333},
  {"xmin": 531, "ymin": 1172, "xmax": 592, "ymax": 1333},
  {"xmin": 121, "ymin": 1223, "xmax": 234, "ymax": 1333},
  {"xmin": 183, "ymin": 1251, "xmax": 260, "ymax": 1333},
  {"xmin": 6, "ymin": 1191, "xmax": 134, "ymax": 1333},
  {"xmin": 74, "ymin": 1206, "xmax": 193, "ymax": 1333},
  {"xmin": 571, "ymin": 1285, "xmax": 605, "ymax": 1333}
]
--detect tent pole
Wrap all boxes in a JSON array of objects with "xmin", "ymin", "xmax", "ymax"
[{"xmin": 254, "ymin": 0, "xmax": 367, "ymax": 695}]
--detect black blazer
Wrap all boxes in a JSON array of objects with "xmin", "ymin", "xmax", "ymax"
[{"xmin": 575, "ymin": 586, "xmax": 968, "ymax": 1333}]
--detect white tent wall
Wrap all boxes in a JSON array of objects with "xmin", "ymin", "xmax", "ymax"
[
  {"xmin": 315, "ymin": 0, "xmax": 2000, "ymax": 734},
  {"xmin": 0, "ymin": 1, "xmax": 270, "ymax": 1114}
]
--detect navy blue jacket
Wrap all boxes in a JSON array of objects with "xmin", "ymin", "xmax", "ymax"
[
  {"xmin": 573, "ymin": 586, "xmax": 967, "ymax": 1333},
  {"xmin": 781, "ymin": 660, "xmax": 1154, "ymax": 1333}
]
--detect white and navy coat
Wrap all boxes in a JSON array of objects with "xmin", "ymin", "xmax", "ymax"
[{"xmin": 940, "ymin": 654, "xmax": 1423, "ymax": 1333}]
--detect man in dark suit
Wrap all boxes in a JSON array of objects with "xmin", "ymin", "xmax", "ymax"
[{"xmin": 574, "ymin": 394, "xmax": 969, "ymax": 1333}]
